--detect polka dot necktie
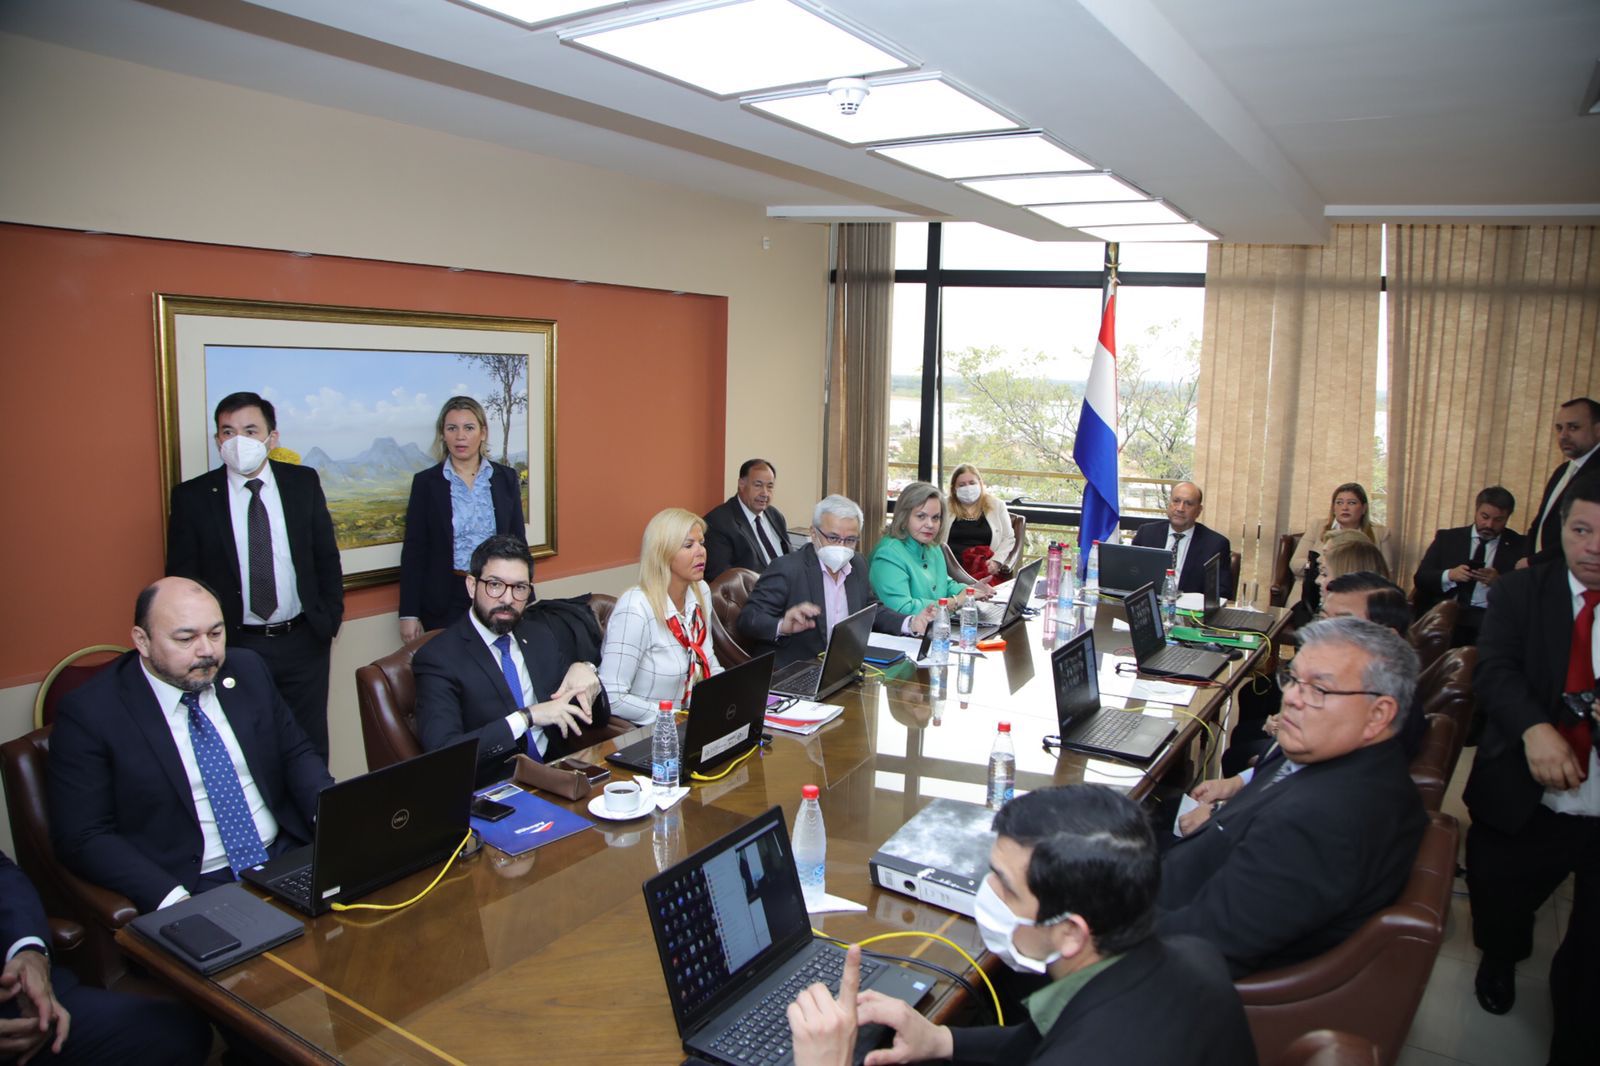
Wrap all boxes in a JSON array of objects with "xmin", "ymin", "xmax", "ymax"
[{"xmin": 181, "ymin": 691, "xmax": 269, "ymax": 874}]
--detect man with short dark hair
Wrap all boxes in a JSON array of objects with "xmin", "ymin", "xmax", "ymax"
[
  {"xmin": 1130, "ymin": 481, "xmax": 1232, "ymax": 594},
  {"xmin": 166, "ymin": 391, "xmax": 343, "ymax": 759},
  {"xmin": 1463, "ymin": 483, "xmax": 1600, "ymax": 1065},
  {"xmin": 1526, "ymin": 397, "xmax": 1600, "ymax": 566},
  {"xmin": 788, "ymin": 786, "xmax": 1255, "ymax": 1066},
  {"xmin": 1414, "ymin": 485, "xmax": 1526, "ymax": 645},
  {"xmin": 703, "ymin": 459, "xmax": 792, "ymax": 581},
  {"xmin": 412, "ymin": 534, "xmax": 612, "ymax": 785}
]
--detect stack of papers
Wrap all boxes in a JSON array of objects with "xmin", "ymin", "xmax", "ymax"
[{"xmin": 765, "ymin": 699, "xmax": 844, "ymax": 735}]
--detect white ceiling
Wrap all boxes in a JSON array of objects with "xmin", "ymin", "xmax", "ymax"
[{"xmin": 4, "ymin": 0, "xmax": 1598, "ymax": 244}]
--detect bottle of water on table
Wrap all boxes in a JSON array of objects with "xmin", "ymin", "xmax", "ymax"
[
  {"xmin": 929, "ymin": 598, "xmax": 951, "ymax": 665},
  {"xmin": 792, "ymin": 784, "xmax": 827, "ymax": 910},
  {"xmin": 987, "ymin": 722, "xmax": 1015, "ymax": 810},
  {"xmin": 1084, "ymin": 540, "xmax": 1101, "ymax": 597},
  {"xmin": 1161, "ymin": 568, "xmax": 1180, "ymax": 640},
  {"xmin": 958, "ymin": 588, "xmax": 979, "ymax": 652},
  {"xmin": 651, "ymin": 700, "xmax": 679, "ymax": 792}
]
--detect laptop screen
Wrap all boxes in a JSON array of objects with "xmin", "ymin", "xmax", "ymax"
[
  {"xmin": 817, "ymin": 604, "xmax": 876, "ymax": 691},
  {"xmin": 645, "ymin": 808, "xmax": 811, "ymax": 1034},
  {"xmin": 1050, "ymin": 629, "xmax": 1100, "ymax": 729},
  {"xmin": 1122, "ymin": 581, "xmax": 1166, "ymax": 661},
  {"xmin": 1099, "ymin": 543, "xmax": 1170, "ymax": 593},
  {"xmin": 996, "ymin": 558, "xmax": 1043, "ymax": 622},
  {"xmin": 1203, "ymin": 552, "xmax": 1222, "ymax": 612}
]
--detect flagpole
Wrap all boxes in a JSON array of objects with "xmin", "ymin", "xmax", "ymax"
[{"xmin": 1073, "ymin": 243, "xmax": 1121, "ymax": 574}]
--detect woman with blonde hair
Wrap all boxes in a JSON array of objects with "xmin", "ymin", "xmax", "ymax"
[
  {"xmin": 1287, "ymin": 482, "xmax": 1393, "ymax": 616},
  {"xmin": 870, "ymin": 481, "xmax": 995, "ymax": 615},
  {"xmin": 399, "ymin": 395, "xmax": 527, "ymax": 641},
  {"xmin": 600, "ymin": 508, "xmax": 723, "ymax": 725},
  {"xmin": 942, "ymin": 464, "xmax": 1017, "ymax": 583},
  {"xmin": 1315, "ymin": 532, "xmax": 1391, "ymax": 596}
]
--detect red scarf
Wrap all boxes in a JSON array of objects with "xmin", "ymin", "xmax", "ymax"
[{"xmin": 666, "ymin": 605, "xmax": 712, "ymax": 705}]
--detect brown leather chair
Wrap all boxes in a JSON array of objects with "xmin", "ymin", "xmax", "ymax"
[
  {"xmin": 0, "ymin": 727, "xmax": 138, "ymax": 988},
  {"xmin": 1416, "ymin": 646, "xmax": 1476, "ymax": 775},
  {"xmin": 1276, "ymin": 1030, "xmax": 1382, "ymax": 1066},
  {"xmin": 708, "ymin": 568, "xmax": 759, "ymax": 666},
  {"xmin": 588, "ymin": 593, "xmax": 617, "ymax": 638},
  {"xmin": 1227, "ymin": 550, "xmax": 1243, "ymax": 601},
  {"xmin": 33, "ymin": 644, "xmax": 129, "ymax": 728},
  {"xmin": 1407, "ymin": 600, "xmax": 1459, "ymax": 673},
  {"xmin": 943, "ymin": 513, "xmax": 1028, "ymax": 584},
  {"xmin": 1270, "ymin": 533, "xmax": 1303, "ymax": 607},
  {"xmin": 1408, "ymin": 714, "xmax": 1457, "ymax": 812},
  {"xmin": 1236, "ymin": 812, "xmax": 1457, "ymax": 1066}
]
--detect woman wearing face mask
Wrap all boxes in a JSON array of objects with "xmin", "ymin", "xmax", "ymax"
[
  {"xmin": 398, "ymin": 396, "xmax": 527, "ymax": 642},
  {"xmin": 942, "ymin": 464, "xmax": 1017, "ymax": 584},
  {"xmin": 1287, "ymin": 483, "xmax": 1392, "ymax": 621},
  {"xmin": 599, "ymin": 508, "xmax": 723, "ymax": 726},
  {"xmin": 870, "ymin": 482, "xmax": 995, "ymax": 615}
]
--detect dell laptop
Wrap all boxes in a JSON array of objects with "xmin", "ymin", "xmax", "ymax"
[
  {"xmin": 1097, "ymin": 542, "xmax": 1173, "ymax": 597},
  {"xmin": 1123, "ymin": 581, "xmax": 1230, "ymax": 682},
  {"xmin": 1048, "ymin": 630, "xmax": 1175, "ymax": 761},
  {"xmin": 608, "ymin": 653, "xmax": 775, "ymax": 776},
  {"xmin": 768, "ymin": 604, "xmax": 875, "ymax": 700},
  {"xmin": 645, "ymin": 807, "xmax": 931, "ymax": 1066},
  {"xmin": 241, "ymin": 738, "xmax": 476, "ymax": 916},
  {"xmin": 971, "ymin": 557, "xmax": 1044, "ymax": 637},
  {"xmin": 1199, "ymin": 553, "xmax": 1277, "ymax": 633}
]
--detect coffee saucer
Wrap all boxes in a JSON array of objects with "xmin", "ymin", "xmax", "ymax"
[{"xmin": 587, "ymin": 791, "xmax": 652, "ymax": 821}]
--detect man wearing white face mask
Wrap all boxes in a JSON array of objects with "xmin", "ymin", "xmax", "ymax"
[
  {"xmin": 787, "ymin": 786, "xmax": 1255, "ymax": 1066},
  {"xmin": 738, "ymin": 495, "xmax": 933, "ymax": 669},
  {"xmin": 167, "ymin": 392, "xmax": 343, "ymax": 760}
]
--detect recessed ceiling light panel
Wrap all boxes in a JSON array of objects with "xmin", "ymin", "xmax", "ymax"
[
  {"xmin": 961, "ymin": 172, "xmax": 1145, "ymax": 206},
  {"xmin": 747, "ymin": 75, "xmax": 1020, "ymax": 145},
  {"xmin": 1080, "ymin": 222, "xmax": 1219, "ymax": 242},
  {"xmin": 563, "ymin": 0, "xmax": 913, "ymax": 97},
  {"xmin": 456, "ymin": 0, "xmax": 625, "ymax": 26},
  {"xmin": 872, "ymin": 132, "xmax": 1091, "ymax": 179},
  {"xmin": 1030, "ymin": 200, "xmax": 1186, "ymax": 228}
]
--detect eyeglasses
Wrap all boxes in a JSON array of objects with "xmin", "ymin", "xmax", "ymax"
[
  {"xmin": 813, "ymin": 528, "xmax": 860, "ymax": 548},
  {"xmin": 1275, "ymin": 664, "xmax": 1381, "ymax": 708},
  {"xmin": 476, "ymin": 576, "xmax": 533, "ymax": 600}
]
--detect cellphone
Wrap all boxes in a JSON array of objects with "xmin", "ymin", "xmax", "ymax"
[
  {"xmin": 470, "ymin": 796, "xmax": 516, "ymax": 822},
  {"xmin": 552, "ymin": 757, "xmax": 612, "ymax": 784},
  {"xmin": 160, "ymin": 914, "xmax": 241, "ymax": 962}
]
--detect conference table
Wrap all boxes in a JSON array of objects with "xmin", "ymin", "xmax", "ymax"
[{"xmin": 119, "ymin": 597, "xmax": 1285, "ymax": 1065}]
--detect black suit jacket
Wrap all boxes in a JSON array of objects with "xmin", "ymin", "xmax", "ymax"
[
  {"xmin": 1463, "ymin": 561, "xmax": 1580, "ymax": 834},
  {"xmin": 412, "ymin": 604, "xmax": 613, "ymax": 785},
  {"xmin": 48, "ymin": 650, "xmax": 332, "ymax": 914},
  {"xmin": 166, "ymin": 461, "xmax": 344, "ymax": 641},
  {"xmin": 735, "ymin": 544, "xmax": 909, "ymax": 668},
  {"xmin": 947, "ymin": 935, "xmax": 1257, "ymax": 1065},
  {"xmin": 0, "ymin": 851, "xmax": 48, "ymax": 957},
  {"xmin": 398, "ymin": 461, "xmax": 527, "ymax": 628},
  {"xmin": 1531, "ymin": 454, "xmax": 1600, "ymax": 563},
  {"xmin": 703, "ymin": 497, "xmax": 791, "ymax": 581},
  {"xmin": 1130, "ymin": 521, "xmax": 1231, "ymax": 595},
  {"xmin": 1157, "ymin": 739, "xmax": 1425, "ymax": 977},
  {"xmin": 1412, "ymin": 525, "xmax": 1527, "ymax": 615}
]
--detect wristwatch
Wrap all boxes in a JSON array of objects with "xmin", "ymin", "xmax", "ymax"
[{"xmin": 519, "ymin": 707, "xmax": 534, "ymax": 732}]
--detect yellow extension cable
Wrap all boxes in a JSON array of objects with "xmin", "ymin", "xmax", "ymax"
[{"xmin": 329, "ymin": 830, "xmax": 474, "ymax": 912}]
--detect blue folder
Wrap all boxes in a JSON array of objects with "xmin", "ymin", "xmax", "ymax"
[{"xmin": 470, "ymin": 785, "xmax": 593, "ymax": 857}]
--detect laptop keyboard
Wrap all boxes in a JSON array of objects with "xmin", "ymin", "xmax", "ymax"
[
  {"xmin": 771, "ymin": 662, "xmax": 822, "ymax": 695},
  {"xmin": 1206, "ymin": 607, "xmax": 1272, "ymax": 632},
  {"xmin": 1150, "ymin": 645, "xmax": 1214, "ymax": 674},
  {"xmin": 270, "ymin": 866, "xmax": 315, "ymax": 910},
  {"xmin": 1070, "ymin": 710, "xmax": 1144, "ymax": 749},
  {"xmin": 709, "ymin": 951, "xmax": 883, "ymax": 1065}
]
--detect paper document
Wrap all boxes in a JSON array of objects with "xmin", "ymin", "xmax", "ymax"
[
  {"xmin": 765, "ymin": 699, "xmax": 844, "ymax": 736},
  {"xmin": 805, "ymin": 892, "xmax": 868, "ymax": 915},
  {"xmin": 1096, "ymin": 665, "xmax": 1194, "ymax": 705},
  {"xmin": 1173, "ymin": 793, "xmax": 1202, "ymax": 837},
  {"xmin": 1177, "ymin": 592, "xmax": 1205, "ymax": 611},
  {"xmin": 868, "ymin": 633, "xmax": 924, "ymax": 656}
]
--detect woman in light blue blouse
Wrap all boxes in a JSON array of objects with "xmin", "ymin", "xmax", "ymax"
[
  {"xmin": 869, "ymin": 481, "xmax": 995, "ymax": 615},
  {"xmin": 398, "ymin": 396, "xmax": 527, "ymax": 641}
]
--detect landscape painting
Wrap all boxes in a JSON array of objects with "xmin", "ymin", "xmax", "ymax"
[{"xmin": 156, "ymin": 295, "xmax": 556, "ymax": 590}]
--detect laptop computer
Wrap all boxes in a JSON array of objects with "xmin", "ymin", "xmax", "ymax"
[
  {"xmin": 1048, "ymin": 630, "xmax": 1175, "ymax": 761},
  {"xmin": 240, "ymin": 738, "xmax": 476, "ymax": 916},
  {"xmin": 1199, "ymin": 552, "xmax": 1276, "ymax": 633},
  {"xmin": 645, "ymin": 807, "xmax": 932, "ymax": 1066},
  {"xmin": 608, "ymin": 653, "xmax": 776, "ymax": 776},
  {"xmin": 1097, "ymin": 542, "xmax": 1174, "ymax": 597},
  {"xmin": 1122, "ymin": 581, "xmax": 1230, "ymax": 681},
  {"xmin": 768, "ymin": 604, "xmax": 875, "ymax": 700},
  {"xmin": 971, "ymin": 557, "xmax": 1044, "ymax": 636}
]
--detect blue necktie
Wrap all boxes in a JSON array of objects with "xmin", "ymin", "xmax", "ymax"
[
  {"xmin": 495, "ymin": 634, "xmax": 540, "ymax": 761},
  {"xmin": 181, "ymin": 691, "xmax": 269, "ymax": 874}
]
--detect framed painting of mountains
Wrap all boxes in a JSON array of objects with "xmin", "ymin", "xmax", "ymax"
[{"xmin": 155, "ymin": 294, "xmax": 556, "ymax": 591}]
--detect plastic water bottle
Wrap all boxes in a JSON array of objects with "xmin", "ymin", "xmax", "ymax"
[
  {"xmin": 958, "ymin": 588, "xmax": 979, "ymax": 651},
  {"xmin": 1084, "ymin": 540, "xmax": 1101, "ymax": 597},
  {"xmin": 1161, "ymin": 568, "xmax": 1180, "ymax": 639},
  {"xmin": 1057, "ymin": 546, "xmax": 1074, "ymax": 611},
  {"xmin": 651, "ymin": 700, "xmax": 679, "ymax": 792},
  {"xmin": 792, "ymin": 785, "xmax": 827, "ymax": 910},
  {"xmin": 987, "ymin": 722, "xmax": 1016, "ymax": 810},
  {"xmin": 1045, "ymin": 541, "xmax": 1062, "ymax": 600},
  {"xmin": 929, "ymin": 598, "xmax": 952, "ymax": 665}
]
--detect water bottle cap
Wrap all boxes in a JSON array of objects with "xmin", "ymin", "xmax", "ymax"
[
  {"xmin": 938, "ymin": 598, "xmax": 949, "ymax": 605},
  {"xmin": 658, "ymin": 700, "xmax": 673, "ymax": 710},
  {"xmin": 801, "ymin": 784, "xmax": 820, "ymax": 800},
  {"xmin": 997, "ymin": 721, "xmax": 1011, "ymax": 733},
  {"xmin": 1166, "ymin": 568, "xmax": 1176, "ymax": 575}
]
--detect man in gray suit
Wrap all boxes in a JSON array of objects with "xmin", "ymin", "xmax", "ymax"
[{"xmin": 738, "ymin": 495, "xmax": 932, "ymax": 668}]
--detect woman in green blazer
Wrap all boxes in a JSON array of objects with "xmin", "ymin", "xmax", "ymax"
[{"xmin": 870, "ymin": 481, "xmax": 997, "ymax": 614}]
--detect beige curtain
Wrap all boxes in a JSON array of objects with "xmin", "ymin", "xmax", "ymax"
[
  {"xmin": 1194, "ymin": 225, "xmax": 1384, "ymax": 602},
  {"xmin": 1388, "ymin": 225, "xmax": 1600, "ymax": 585},
  {"xmin": 824, "ymin": 222, "xmax": 894, "ymax": 549}
]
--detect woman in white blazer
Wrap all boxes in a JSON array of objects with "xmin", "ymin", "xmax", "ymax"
[{"xmin": 941, "ymin": 464, "xmax": 1017, "ymax": 581}]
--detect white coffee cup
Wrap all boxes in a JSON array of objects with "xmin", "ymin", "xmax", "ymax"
[{"xmin": 604, "ymin": 779, "xmax": 642, "ymax": 813}]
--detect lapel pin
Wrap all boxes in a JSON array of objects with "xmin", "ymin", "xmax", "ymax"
[{"xmin": 222, "ymin": 677, "xmax": 236, "ymax": 689}]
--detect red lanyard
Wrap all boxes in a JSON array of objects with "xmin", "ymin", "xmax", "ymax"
[{"xmin": 666, "ymin": 606, "xmax": 711, "ymax": 704}]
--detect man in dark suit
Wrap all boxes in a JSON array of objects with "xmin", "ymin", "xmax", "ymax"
[
  {"xmin": 412, "ymin": 534, "xmax": 611, "ymax": 785},
  {"xmin": 788, "ymin": 786, "xmax": 1256, "ymax": 1066},
  {"xmin": 737, "ymin": 495, "xmax": 931, "ymax": 668},
  {"xmin": 703, "ymin": 459, "xmax": 792, "ymax": 581},
  {"xmin": 48, "ymin": 578, "xmax": 333, "ymax": 915},
  {"xmin": 166, "ymin": 391, "xmax": 344, "ymax": 760},
  {"xmin": 1157, "ymin": 616, "xmax": 1426, "ymax": 978},
  {"xmin": 1130, "ymin": 481, "xmax": 1231, "ymax": 595},
  {"xmin": 0, "ymin": 851, "xmax": 212, "ymax": 1064},
  {"xmin": 1462, "ymin": 484, "xmax": 1600, "ymax": 1066},
  {"xmin": 1526, "ymin": 396, "xmax": 1600, "ymax": 566},
  {"xmin": 1413, "ymin": 485, "xmax": 1526, "ymax": 646}
]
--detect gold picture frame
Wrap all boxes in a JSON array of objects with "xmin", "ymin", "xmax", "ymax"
[{"xmin": 155, "ymin": 294, "xmax": 557, "ymax": 591}]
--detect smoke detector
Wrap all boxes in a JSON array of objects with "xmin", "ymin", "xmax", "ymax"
[{"xmin": 827, "ymin": 78, "xmax": 870, "ymax": 115}]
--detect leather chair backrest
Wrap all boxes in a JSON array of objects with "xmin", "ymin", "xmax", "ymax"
[
  {"xmin": 940, "ymin": 542, "xmax": 977, "ymax": 584},
  {"xmin": 1408, "ymin": 715, "xmax": 1457, "ymax": 812},
  {"xmin": 1004, "ymin": 513, "xmax": 1027, "ymax": 573},
  {"xmin": 1227, "ymin": 551, "xmax": 1243, "ymax": 601},
  {"xmin": 1270, "ymin": 533, "xmax": 1303, "ymax": 607},
  {"xmin": 1276, "ymin": 1030, "xmax": 1382, "ymax": 1066},
  {"xmin": 588, "ymin": 593, "xmax": 617, "ymax": 638},
  {"xmin": 1236, "ymin": 812, "xmax": 1457, "ymax": 1066},
  {"xmin": 1407, "ymin": 600, "xmax": 1459, "ymax": 673},
  {"xmin": 708, "ymin": 568, "xmax": 759, "ymax": 666},
  {"xmin": 355, "ymin": 630, "xmax": 441, "ymax": 772},
  {"xmin": 1417, "ymin": 647, "xmax": 1475, "ymax": 777}
]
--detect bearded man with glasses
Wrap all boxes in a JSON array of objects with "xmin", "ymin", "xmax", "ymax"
[{"xmin": 1154, "ymin": 616, "xmax": 1427, "ymax": 977}]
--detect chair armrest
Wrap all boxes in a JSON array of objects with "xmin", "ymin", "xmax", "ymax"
[
  {"xmin": 1235, "ymin": 907, "xmax": 1441, "ymax": 1005},
  {"xmin": 48, "ymin": 918, "xmax": 85, "ymax": 954},
  {"xmin": 63, "ymin": 868, "xmax": 138, "ymax": 930}
]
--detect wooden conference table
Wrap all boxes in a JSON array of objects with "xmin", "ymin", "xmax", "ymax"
[{"xmin": 119, "ymin": 598, "xmax": 1285, "ymax": 1065}]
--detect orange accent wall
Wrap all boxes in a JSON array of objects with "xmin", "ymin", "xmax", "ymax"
[{"xmin": 0, "ymin": 223, "xmax": 728, "ymax": 688}]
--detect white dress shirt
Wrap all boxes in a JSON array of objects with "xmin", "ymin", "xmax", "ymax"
[
  {"xmin": 1541, "ymin": 571, "xmax": 1600, "ymax": 817},
  {"xmin": 467, "ymin": 609, "xmax": 545, "ymax": 758},
  {"xmin": 737, "ymin": 499, "xmax": 787, "ymax": 566},
  {"xmin": 225, "ymin": 461, "xmax": 302, "ymax": 625},
  {"xmin": 599, "ymin": 584, "xmax": 723, "ymax": 725},
  {"xmin": 143, "ymin": 663, "xmax": 279, "ymax": 909},
  {"xmin": 4, "ymin": 935, "xmax": 45, "ymax": 963},
  {"xmin": 1439, "ymin": 532, "xmax": 1501, "ymax": 609}
]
